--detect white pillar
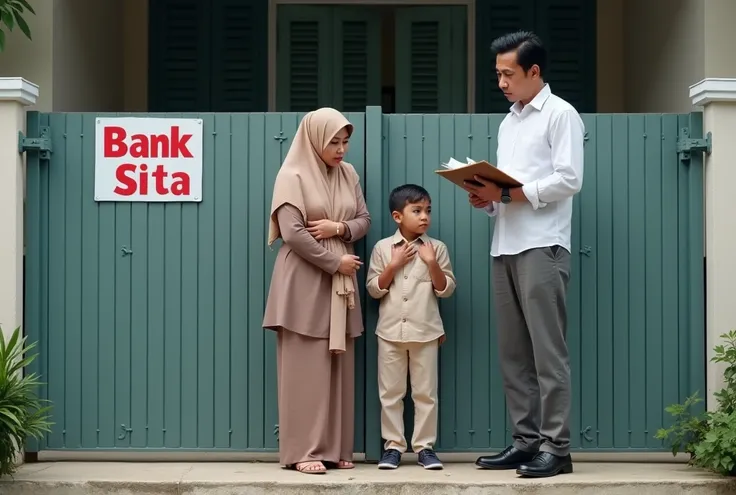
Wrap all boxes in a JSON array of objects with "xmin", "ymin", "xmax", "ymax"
[
  {"xmin": 690, "ymin": 77, "xmax": 736, "ymax": 410},
  {"xmin": 0, "ymin": 77, "xmax": 38, "ymax": 344}
]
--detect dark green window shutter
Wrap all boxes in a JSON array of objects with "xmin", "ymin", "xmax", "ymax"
[
  {"xmin": 331, "ymin": 7, "xmax": 382, "ymax": 112},
  {"xmin": 474, "ymin": 0, "xmax": 596, "ymax": 113},
  {"xmin": 148, "ymin": 0, "xmax": 211, "ymax": 112},
  {"xmin": 210, "ymin": 0, "xmax": 268, "ymax": 112},
  {"xmin": 394, "ymin": 6, "xmax": 467, "ymax": 113},
  {"xmin": 275, "ymin": 6, "xmax": 333, "ymax": 112},
  {"xmin": 535, "ymin": 0, "xmax": 596, "ymax": 113},
  {"xmin": 474, "ymin": 0, "xmax": 535, "ymax": 113}
]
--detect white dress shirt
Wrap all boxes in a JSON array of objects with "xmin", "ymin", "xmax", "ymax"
[{"xmin": 485, "ymin": 84, "xmax": 585, "ymax": 257}]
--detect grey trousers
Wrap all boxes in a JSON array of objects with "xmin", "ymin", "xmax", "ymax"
[{"xmin": 492, "ymin": 245, "xmax": 572, "ymax": 456}]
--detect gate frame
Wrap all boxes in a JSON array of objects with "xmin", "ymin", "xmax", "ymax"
[
  {"xmin": 360, "ymin": 107, "xmax": 706, "ymax": 462},
  {"xmin": 21, "ymin": 107, "xmax": 705, "ymax": 460}
]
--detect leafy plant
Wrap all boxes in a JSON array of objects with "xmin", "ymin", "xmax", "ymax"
[
  {"xmin": 655, "ymin": 392, "xmax": 709, "ymax": 457},
  {"xmin": 656, "ymin": 330, "xmax": 736, "ymax": 476},
  {"xmin": 0, "ymin": 0, "xmax": 35, "ymax": 52},
  {"xmin": 0, "ymin": 326, "xmax": 52, "ymax": 477}
]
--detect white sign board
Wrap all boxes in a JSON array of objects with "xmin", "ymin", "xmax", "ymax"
[{"xmin": 94, "ymin": 117, "xmax": 203, "ymax": 202}]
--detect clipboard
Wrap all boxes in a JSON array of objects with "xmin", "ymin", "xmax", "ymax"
[{"xmin": 435, "ymin": 158, "xmax": 523, "ymax": 189}]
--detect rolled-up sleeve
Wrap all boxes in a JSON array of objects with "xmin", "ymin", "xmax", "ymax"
[
  {"xmin": 366, "ymin": 243, "xmax": 390, "ymax": 299},
  {"xmin": 521, "ymin": 109, "xmax": 585, "ymax": 210},
  {"xmin": 277, "ymin": 204, "xmax": 341, "ymax": 274},
  {"xmin": 483, "ymin": 202, "xmax": 498, "ymax": 218},
  {"xmin": 433, "ymin": 243, "xmax": 456, "ymax": 298},
  {"xmin": 340, "ymin": 183, "xmax": 371, "ymax": 243}
]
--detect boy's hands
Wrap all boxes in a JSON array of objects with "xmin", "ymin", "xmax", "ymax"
[
  {"xmin": 417, "ymin": 242, "xmax": 436, "ymax": 264},
  {"xmin": 389, "ymin": 242, "xmax": 415, "ymax": 269}
]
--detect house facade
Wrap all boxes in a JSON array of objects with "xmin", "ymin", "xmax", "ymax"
[
  {"xmin": 0, "ymin": 0, "xmax": 735, "ymax": 462},
  {"xmin": 0, "ymin": 0, "xmax": 720, "ymax": 116}
]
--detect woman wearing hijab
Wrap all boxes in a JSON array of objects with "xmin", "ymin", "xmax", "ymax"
[{"xmin": 263, "ymin": 107, "xmax": 371, "ymax": 474}]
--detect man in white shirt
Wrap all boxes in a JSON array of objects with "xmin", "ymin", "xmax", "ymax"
[{"xmin": 464, "ymin": 31, "xmax": 584, "ymax": 478}]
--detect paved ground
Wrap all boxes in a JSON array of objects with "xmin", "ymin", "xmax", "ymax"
[{"xmin": 1, "ymin": 459, "xmax": 735, "ymax": 494}]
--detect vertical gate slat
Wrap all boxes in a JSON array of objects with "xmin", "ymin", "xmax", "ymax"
[
  {"xmin": 23, "ymin": 110, "xmax": 43, "ymax": 452},
  {"xmin": 579, "ymin": 114, "xmax": 598, "ymax": 448},
  {"xmin": 364, "ymin": 106, "xmax": 384, "ymax": 461},
  {"xmin": 144, "ymin": 112, "xmax": 169, "ymax": 449},
  {"xmin": 213, "ymin": 113, "xmax": 233, "ymax": 448},
  {"xmin": 610, "ymin": 114, "xmax": 630, "ymax": 447},
  {"xmin": 486, "ymin": 114, "xmax": 507, "ymax": 449},
  {"xmin": 684, "ymin": 112, "xmax": 705, "ymax": 416},
  {"xmin": 260, "ymin": 112, "xmax": 284, "ymax": 449},
  {"xmin": 660, "ymin": 115, "xmax": 681, "ymax": 432},
  {"xmin": 246, "ymin": 113, "xmax": 266, "ymax": 449},
  {"xmin": 468, "ymin": 114, "xmax": 492, "ymax": 449},
  {"xmin": 229, "ymin": 113, "xmax": 250, "ymax": 449},
  {"xmin": 627, "ymin": 115, "xmax": 648, "ymax": 448},
  {"xmin": 129, "ymin": 117, "xmax": 150, "ymax": 449},
  {"xmin": 594, "ymin": 114, "xmax": 614, "ymax": 449},
  {"xmin": 452, "ymin": 113, "xmax": 473, "ymax": 450},
  {"xmin": 46, "ymin": 113, "xmax": 68, "ymax": 449},
  {"xmin": 64, "ymin": 113, "xmax": 84, "ymax": 449},
  {"xmin": 194, "ymin": 113, "xmax": 217, "ymax": 448},
  {"xmin": 344, "ymin": 111, "xmax": 367, "ymax": 454},
  {"xmin": 435, "ymin": 114, "xmax": 457, "ymax": 448},
  {"xmin": 644, "ymin": 114, "xmax": 665, "ymax": 448}
]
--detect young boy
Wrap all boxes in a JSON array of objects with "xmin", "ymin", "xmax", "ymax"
[{"xmin": 366, "ymin": 184, "xmax": 456, "ymax": 470}]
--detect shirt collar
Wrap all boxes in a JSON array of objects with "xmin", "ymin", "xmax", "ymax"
[
  {"xmin": 510, "ymin": 83, "xmax": 552, "ymax": 116},
  {"xmin": 391, "ymin": 229, "xmax": 430, "ymax": 246}
]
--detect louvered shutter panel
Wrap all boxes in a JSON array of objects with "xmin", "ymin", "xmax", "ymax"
[
  {"xmin": 394, "ymin": 6, "xmax": 467, "ymax": 113},
  {"xmin": 535, "ymin": 0, "xmax": 596, "ymax": 112},
  {"xmin": 475, "ymin": 0, "xmax": 535, "ymax": 113},
  {"xmin": 210, "ymin": 0, "xmax": 267, "ymax": 112},
  {"xmin": 331, "ymin": 7, "xmax": 382, "ymax": 112},
  {"xmin": 275, "ymin": 6, "xmax": 333, "ymax": 112},
  {"xmin": 148, "ymin": 0, "xmax": 211, "ymax": 112}
]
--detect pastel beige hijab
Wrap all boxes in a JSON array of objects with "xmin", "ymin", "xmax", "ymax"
[{"xmin": 268, "ymin": 108, "xmax": 360, "ymax": 353}]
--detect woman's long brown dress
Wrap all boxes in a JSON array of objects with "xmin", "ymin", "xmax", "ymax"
[{"xmin": 262, "ymin": 181, "xmax": 370, "ymax": 466}]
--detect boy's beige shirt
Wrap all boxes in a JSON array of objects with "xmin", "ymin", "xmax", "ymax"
[{"xmin": 366, "ymin": 230, "xmax": 456, "ymax": 343}]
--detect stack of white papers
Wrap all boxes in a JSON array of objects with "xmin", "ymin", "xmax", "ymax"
[{"xmin": 440, "ymin": 157, "xmax": 477, "ymax": 170}]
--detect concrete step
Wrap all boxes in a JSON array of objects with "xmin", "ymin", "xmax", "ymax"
[{"xmin": 1, "ymin": 460, "xmax": 735, "ymax": 494}]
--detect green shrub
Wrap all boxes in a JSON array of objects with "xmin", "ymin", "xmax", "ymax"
[
  {"xmin": 0, "ymin": 326, "xmax": 52, "ymax": 477},
  {"xmin": 656, "ymin": 330, "xmax": 736, "ymax": 476}
]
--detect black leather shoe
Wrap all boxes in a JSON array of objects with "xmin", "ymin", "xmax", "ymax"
[
  {"xmin": 516, "ymin": 452, "xmax": 573, "ymax": 478},
  {"xmin": 475, "ymin": 445, "xmax": 537, "ymax": 470}
]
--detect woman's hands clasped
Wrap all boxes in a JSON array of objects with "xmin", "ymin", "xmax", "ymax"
[
  {"xmin": 338, "ymin": 255, "xmax": 362, "ymax": 276},
  {"xmin": 307, "ymin": 219, "xmax": 341, "ymax": 240},
  {"xmin": 306, "ymin": 219, "xmax": 362, "ymax": 276}
]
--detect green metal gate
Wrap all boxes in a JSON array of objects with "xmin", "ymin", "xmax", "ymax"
[
  {"xmin": 23, "ymin": 108, "xmax": 705, "ymax": 458},
  {"xmin": 23, "ymin": 110, "xmax": 367, "ymax": 452},
  {"xmin": 363, "ymin": 109, "xmax": 706, "ymax": 459}
]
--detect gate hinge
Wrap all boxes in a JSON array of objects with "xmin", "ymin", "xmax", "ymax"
[
  {"xmin": 676, "ymin": 128, "xmax": 711, "ymax": 163},
  {"xmin": 18, "ymin": 126, "xmax": 52, "ymax": 161}
]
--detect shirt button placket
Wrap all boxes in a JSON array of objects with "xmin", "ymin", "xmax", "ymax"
[{"xmin": 401, "ymin": 267, "xmax": 409, "ymax": 340}]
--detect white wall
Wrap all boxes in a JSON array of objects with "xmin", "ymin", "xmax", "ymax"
[{"xmin": 0, "ymin": 0, "xmax": 148, "ymax": 112}]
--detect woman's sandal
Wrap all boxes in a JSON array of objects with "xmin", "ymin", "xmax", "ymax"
[
  {"xmin": 295, "ymin": 461, "xmax": 327, "ymax": 474},
  {"xmin": 337, "ymin": 460, "xmax": 354, "ymax": 469}
]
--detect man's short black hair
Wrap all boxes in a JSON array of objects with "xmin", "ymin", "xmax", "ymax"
[
  {"xmin": 490, "ymin": 30, "xmax": 546, "ymax": 78},
  {"xmin": 388, "ymin": 184, "xmax": 431, "ymax": 213}
]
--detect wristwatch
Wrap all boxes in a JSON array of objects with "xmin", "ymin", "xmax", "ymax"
[{"xmin": 501, "ymin": 187, "xmax": 512, "ymax": 204}]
